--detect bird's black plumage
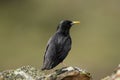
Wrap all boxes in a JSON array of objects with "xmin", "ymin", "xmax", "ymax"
[{"xmin": 41, "ymin": 20, "xmax": 80, "ymax": 70}]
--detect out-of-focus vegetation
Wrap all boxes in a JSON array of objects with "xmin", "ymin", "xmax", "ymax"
[{"xmin": 0, "ymin": 0, "xmax": 120, "ymax": 79}]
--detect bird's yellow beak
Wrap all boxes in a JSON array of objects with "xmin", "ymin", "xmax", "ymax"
[{"xmin": 72, "ymin": 21, "xmax": 80, "ymax": 24}]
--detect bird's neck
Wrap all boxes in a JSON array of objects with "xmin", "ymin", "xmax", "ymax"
[{"xmin": 57, "ymin": 27, "xmax": 70, "ymax": 36}]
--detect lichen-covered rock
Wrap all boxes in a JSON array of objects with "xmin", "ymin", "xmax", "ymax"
[
  {"xmin": 0, "ymin": 66, "xmax": 91, "ymax": 80},
  {"xmin": 0, "ymin": 65, "xmax": 44, "ymax": 80}
]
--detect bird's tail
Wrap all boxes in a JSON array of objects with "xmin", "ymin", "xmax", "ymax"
[{"xmin": 41, "ymin": 62, "xmax": 52, "ymax": 71}]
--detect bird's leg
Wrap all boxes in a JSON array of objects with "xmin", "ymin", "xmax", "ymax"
[{"xmin": 61, "ymin": 62, "xmax": 68, "ymax": 68}]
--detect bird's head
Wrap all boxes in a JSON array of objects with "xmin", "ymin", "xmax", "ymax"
[
  {"xmin": 57, "ymin": 20, "xmax": 80, "ymax": 31},
  {"xmin": 60, "ymin": 20, "xmax": 80, "ymax": 27}
]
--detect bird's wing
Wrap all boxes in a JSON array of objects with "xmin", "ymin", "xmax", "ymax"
[
  {"xmin": 48, "ymin": 35, "xmax": 71, "ymax": 68},
  {"xmin": 42, "ymin": 34, "xmax": 71, "ymax": 70},
  {"xmin": 57, "ymin": 36, "xmax": 71, "ymax": 62}
]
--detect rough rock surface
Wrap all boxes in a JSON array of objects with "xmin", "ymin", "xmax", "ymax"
[
  {"xmin": 0, "ymin": 66, "xmax": 91, "ymax": 80},
  {"xmin": 102, "ymin": 64, "xmax": 120, "ymax": 80}
]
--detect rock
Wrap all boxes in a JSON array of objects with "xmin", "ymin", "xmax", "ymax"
[
  {"xmin": 0, "ymin": 66, "xmax": 44, "ymax": 80},
  {"xmin": 102, "ymin": 64, "xmax": 120, "ymax": 80},
  {"xmin": 0, "ymin": 66, "xmax": 91, "ymax": 80},
  {"xmin": 44, "ymin": 67, "xmax": 91, "ymax": 80}
]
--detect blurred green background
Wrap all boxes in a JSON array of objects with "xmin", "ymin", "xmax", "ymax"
[{"xmin": 0, "ymin": 0, "xmax": 120, "ymax": 79}]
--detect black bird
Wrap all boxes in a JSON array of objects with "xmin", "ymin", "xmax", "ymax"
[{"xmin": 41, "ymin": 20, "xmax": 80, "ymax": 70}]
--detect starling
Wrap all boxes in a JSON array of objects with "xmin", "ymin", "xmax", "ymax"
[{"xmin": 41, "ymin": 20, "xmax": 80, "ymax": 70}]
